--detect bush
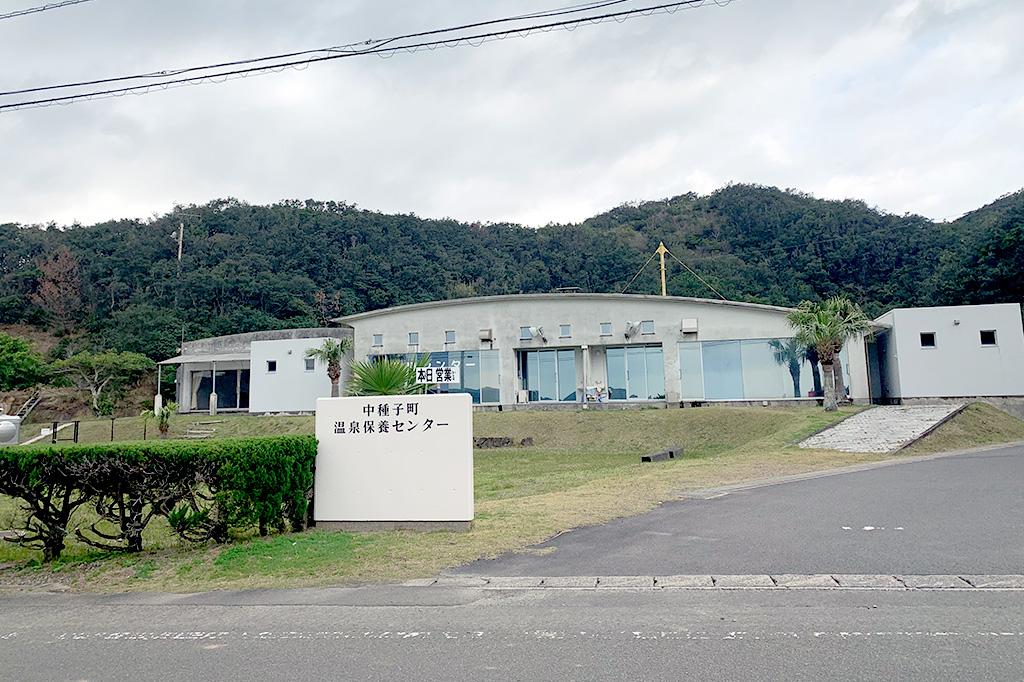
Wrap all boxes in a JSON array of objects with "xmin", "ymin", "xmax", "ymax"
[{"xmin": 0, "ymin": 435, "xmax": 317, "ymax": 561}]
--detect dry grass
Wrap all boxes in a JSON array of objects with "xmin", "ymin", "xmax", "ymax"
[
  {"xmin": 903, "ymin": 402, "xmax": 1024, "ymax": 455},
  {"xmin": 2, "ymin": 402, "xmax": 1018, "ymax": 593}
]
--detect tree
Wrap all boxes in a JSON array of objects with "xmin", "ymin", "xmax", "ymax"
[
  {"xmin": 0, "ymin": 332, "xmax": 46, "ymax": 392},
  {"xmin": 51, "ymin": 351, "xmax": 155, "ymax": 415},
  {"xmin": 768, "ymin": 338, "xmax": 806, "ymax": 398},
  {"xmin": 29, "ymin": 247, "xmax": 84, "ymax": 333},
  {"xmin": 786, "ymin": 296, "xmax": 870, "ymax": 411},
  {"xmin": 305, "ymin": 338, "xmax": 353, "ymax": 398},
  {"xmin": 348, "ymin": 356, "xmax": 428, "ymax": 396}
]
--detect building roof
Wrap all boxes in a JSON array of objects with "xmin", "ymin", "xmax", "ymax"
[
  {"xmin": 333, "ymin": 293, "xmax": 796, "ymax": 324},
  {"xmin": 159, "ymin": 352, "xmax": 250, "ymax": 365}
]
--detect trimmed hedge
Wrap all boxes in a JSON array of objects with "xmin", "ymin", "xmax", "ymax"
[{"xmin": 0, "ymin": 435, "xmax": 317, "ymax": 561}]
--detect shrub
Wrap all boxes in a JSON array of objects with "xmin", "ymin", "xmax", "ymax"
[{"xmin": 0, "ymin": 435, "xmax": 317, "ymax": 561}]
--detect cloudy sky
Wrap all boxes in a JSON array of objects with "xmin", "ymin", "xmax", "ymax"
[{"xmin": 1, "ymin": 0, "xmax": 1021, "ymax": 227}]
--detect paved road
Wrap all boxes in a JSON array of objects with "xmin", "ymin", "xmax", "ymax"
[
  {"xmin": 461, "ymin": 444, "xmax": 1024, "ymax": 577},
  {"xmin": 2, "ymin": 586, "xmax": 1023, "ymax": 680}
]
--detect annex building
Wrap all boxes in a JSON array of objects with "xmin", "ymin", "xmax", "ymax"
[{"xmin": 159, "ymin": 293, "xmax": 1024, "ymax": 414}]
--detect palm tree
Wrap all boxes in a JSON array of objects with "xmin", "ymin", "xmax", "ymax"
[
  {"xmin": 786, "ymin": 296, "xmax": 870, "ymax": 411},
  {"xmin": 768, "ymin": 338, "xmax": 806, "ymax": 398},
  {"xmin": 826, "ymin": 296, "xmax": 868, "ymax": 403},
  {"xmin": 804, "ymin": 345, "xmax": 823, "ymax": 397},
  {"xmin": 348, "ymin": 355, "xmax": 430, "ymax": 396},
  {"xmin": 306, "ymin": 338, "xmax": 353, "ymax": 398}
]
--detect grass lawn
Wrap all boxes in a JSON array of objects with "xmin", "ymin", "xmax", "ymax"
[{"xmin": 2, "ymin": 403, "xmax": 1021, "ymax": 592}]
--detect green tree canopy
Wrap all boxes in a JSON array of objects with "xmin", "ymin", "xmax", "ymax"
[{"xmin": 0, "ymin": 332, "xmax": 46, "ymax": 392}]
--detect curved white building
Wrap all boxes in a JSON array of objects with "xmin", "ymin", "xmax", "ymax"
[{"xmin": 334, "ymin": 293, "xmax": 869, "ymax": 407}]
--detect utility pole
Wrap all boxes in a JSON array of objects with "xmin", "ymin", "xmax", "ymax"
[{"xmin": 655, "ymin": 241, "xmax": 669, "ymax": 297}]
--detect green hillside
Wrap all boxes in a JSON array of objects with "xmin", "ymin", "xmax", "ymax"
[{"xmin": 2, "ymin": 184, "xmax": 1022, "ymax": 360}]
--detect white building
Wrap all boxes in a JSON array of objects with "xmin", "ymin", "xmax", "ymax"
[
  {"xmin": 869, "ymin": 303, "xmax": 1024, "ymax": 401},
  {"xmin": 160, "ymin": 295, "xmax": 1024, "ymax": 414}
]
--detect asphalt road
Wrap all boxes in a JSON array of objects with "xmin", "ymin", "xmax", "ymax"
[
  {"xmin": 2, "ymin": 586, "xmax": 1023, "ymax": 681},
  {"xmin": 462, "ymin": 444, "xmax": 1024, "ymax": 576}
]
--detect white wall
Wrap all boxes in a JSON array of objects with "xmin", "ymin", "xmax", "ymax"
[
  {"xmin": 249, "ymin": 338, "xmax": 338, "ymax": 413},
  {"xmin": 888, "ymin": 304, "xmax": 1024, "ymax": 398}
]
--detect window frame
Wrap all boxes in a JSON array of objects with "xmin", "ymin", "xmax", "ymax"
[
  {"xmin": 919, "ymin": 331, "xmax": 937, "ymax": 349},
  {"xmin": 372, "ymin": 333, "xmax": 383, "ymax": 347},
  {"xmin": 519, "ymin": 326, "xmax": 533, "ymax": 341},
  {"xmin": 266, "ymin": 360, "xmax": 277, "ymax": 373},
  {"xmin": 304, "ymin": 357, "xmax": 315, "ymax": 372},
  {"xmin": 559, "ymin": 323, "xmax": 572, "ymax": 338},
  {"xmin": 600, "ymin": 322, "xmax": 612, "ymax": 336},
  {"xmin": 445, "ymin": 329, "xmax": 456, "ymax": 344},
  {"xmin": 408, "ymin": 331, "xmax": 419, "ymax": 346},
  {"xmin": 640, "ymin": 320, "xmax": 656, "ymax": 335},
  {"xmin": 980, "ymin": 329, "xmax": 997, "ymax": 347}
]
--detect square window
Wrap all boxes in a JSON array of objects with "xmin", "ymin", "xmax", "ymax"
[
  {"xmin": 600, "ymin": 322, "xmax": 612, "ymax": 336},
  {"xmin": 372, "ymin": 333, "xmax": 383, "ymax": 347},
  {"xmin": 559, "ymin": 324, "xmax": 572, "ymax": 338},
  {"xmin": 445, "ymin": 330, "xmax": 456, "ymax": 344},
  {"xmin": 980, "ymin": 330, "xmax": 997, "ymax": 346},
  {"xmin": 408, "ymin": 331, "xmax": 419, "ymax": 346},
  {"xmin": 304, "ymin": 357, "xmax": 315, "ymax": 371},
  {"xmin": 640, "ymin": 320, "xmax": 656, "ymax": 335},
  {"xmin": 520, "ymin": 326, "xmax": 532, "ymax": 340},
  {"xmin": 266, "ymin": 360, "xmax": 277, "ymax": 373},
  {"xmin": 920, "ymin": 332, "xmax": 936, "ymax": 348}
]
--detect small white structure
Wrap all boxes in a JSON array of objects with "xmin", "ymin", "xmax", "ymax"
[
  {"xmin": 159, "ymin": 328, "xmax": 352, "ymax": 414},
  {"xmin": 313, "ymin": 393, "xmax": 473, "ymax": 530},
  {"xmin": 871, "ymin": 303, "xmax": 1024, "ymax": 400}
]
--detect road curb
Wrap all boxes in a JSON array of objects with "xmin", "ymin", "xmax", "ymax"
[{"xmin": 430, "ymin": 574, "xmax": 1024, "ymax": 591}]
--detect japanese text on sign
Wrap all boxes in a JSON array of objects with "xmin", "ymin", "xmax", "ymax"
[
  {"xmin": 415, "ymin": 366, "xmax": 460, "ymax": 385},
  {"xmin": 332, "ymin": 400, "xmax": 448, "ymax": 435}
]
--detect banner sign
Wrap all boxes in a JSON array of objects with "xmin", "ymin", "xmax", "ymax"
[{"xmin": 415, "ymin": 365, "xmax": 460, "ymax": 385}]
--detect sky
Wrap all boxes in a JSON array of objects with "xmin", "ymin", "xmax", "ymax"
[{"xmin": 1, "ymin": 0, "xmax": 1022, "ymax": 227}]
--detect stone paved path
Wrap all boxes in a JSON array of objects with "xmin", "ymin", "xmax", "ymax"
[{"xmin": 799, "ymin": 404, "xmax": 963, "ymax": 453}]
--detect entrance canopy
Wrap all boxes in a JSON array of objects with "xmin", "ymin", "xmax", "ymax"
[{"xmin": 158, "ymin": 352, "xmax": 250, "ymax": 365}]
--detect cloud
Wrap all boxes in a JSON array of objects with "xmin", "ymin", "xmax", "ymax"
[{"xmin": 0, "ymin": 0, "xmax": 1021, "ymax": 227}]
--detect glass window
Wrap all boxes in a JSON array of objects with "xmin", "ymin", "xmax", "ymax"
[
  {"xmin": 462, "ymin": 351, "xmax": 481, "ymax": 403},
  {"xmin": 408, "ymin": 331, "xmax": 419, "ymax": 346},
  {"xmin": 304, "ymin": 357, "xmax": 315, "ymax": 371},
  {"xmin": 679, "ymin": 343, "xmax": 704, "ymax": 399},
  {"xmin": 372, "ymin": 334, "xmax": 383, "ymax": 347},
  {"xmin": 557, "ymin": 349, "xmax": 577, "ymax": 401},
  {"xmin": 606, "ymin": 347, "xmax": 627, "ymax": 400},
  {"xmin": 980, "ymin": 330, "xmax": 997, "ymax": 346},
  {"xmin": 920, "ymin": 332, "xmax": 936, "ymax": 348},
  {"xmin": 445, "ymin": 330, "xmax": 456, "ymax": 344},
  {"xmin": 520, "ymin": 326, "xmax": 532, "ymax": 341},
  {"xmin": 702, "ymin": 340, "xmax": 744, "ymax": 399},
  {"xmin": 645, "ymin": 346, "xmax": 665, "ymax": 399},
  {"xmin": 191, "ymin": 369, "xmax": 248, "ymax": 411},
  {"xmin": 479, "ymin": 350, "xmax": 501, "ymax": 403},
  {"xmin": 266, "ymin": 360, "xmax": 277, "ymax": 373},
  {"xmin": 626, "ymin": 346, "xmax": 647, "ymax": 399},
  {"xmin": 605, "ymin": 345, "xmax": 663, "ymax": 400},
  {"xmin": 600, "ymin": 322, "xmax": 612, "ymax": 336},
  {"xmin": 640, "ymin": 320, "xmax": 655, "ymax": 335},
  {"xmin": 559, "ymin": 324, "xmax": 572, "ymax": 338},
  {"xmin": 521, "ymin": 349, "xmax": 576, "ymax": 402}
]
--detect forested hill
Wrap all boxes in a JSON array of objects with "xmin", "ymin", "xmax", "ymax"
[{"xmin": 1, "ymin": 184, "xmax": 1022, "ymax": 360}]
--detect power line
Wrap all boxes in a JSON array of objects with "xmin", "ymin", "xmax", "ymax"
[
  {"xmin": 0, "ymin": 0, "xmax": 737, "ymax": 112},
  {"xmin": 0, "ymin": 0, "xmax": 93, "ymax": 21},
  {"xmin": 663, "ymin": 246, "xmax": 728, "ymax": 299},
  {"xmin": 1, "ymin": 0, "xmax": 632, "ymax": 97}
]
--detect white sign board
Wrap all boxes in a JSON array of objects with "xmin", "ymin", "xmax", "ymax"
[
  {"xmin": 314, "ymin": 393, "xmax": 473, "ymax": 522},
  {"xmin": 415, "ymin": 365, "xmax": 460, "ymax": 385}
]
